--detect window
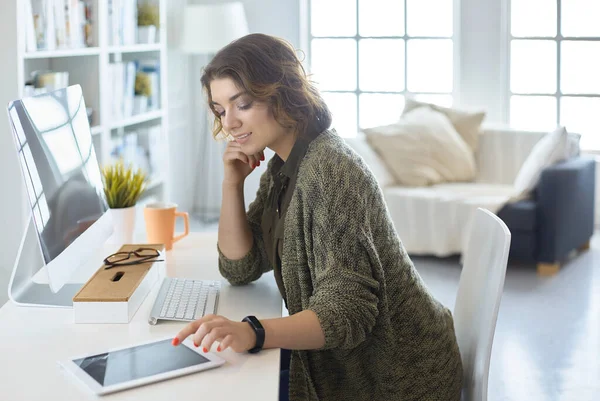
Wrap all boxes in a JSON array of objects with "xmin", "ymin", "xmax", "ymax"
[
  {"xmin": 509, "ymin": 0, "xmax": 600, "ymax": 149},
  {"xmin": 306, "ymin": 0, "xmax": 454, "ymax": 137}
]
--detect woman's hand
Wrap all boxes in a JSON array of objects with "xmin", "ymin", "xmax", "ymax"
[
  {"xmin": 172, "ymin": 314, "xmax": 257, "ymax": 353},
  {"xmin": 223, "ymin": 141, "xmax": 265, "ymax": 186}
]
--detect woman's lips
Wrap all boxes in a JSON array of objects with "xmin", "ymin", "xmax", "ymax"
[{"xmin": 235, "ymin": 132, "xmax": 252, "ymax": 144}]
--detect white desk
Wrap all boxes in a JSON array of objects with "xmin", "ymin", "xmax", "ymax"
[{"xmin": 0, "ymin": 232, "xmax": 283, "ymax": 400}]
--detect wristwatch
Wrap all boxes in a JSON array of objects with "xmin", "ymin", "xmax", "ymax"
[{"xmin": 242, "ymin": 315, "xmax": 265, "ymax": 353}]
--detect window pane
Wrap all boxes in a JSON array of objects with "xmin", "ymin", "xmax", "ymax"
[
  {"xmin": 511, "ymin": 40, "xmax": 556, "ymax": 94},
  {"xmin": 560, "ymin": 97, "xmax": 600, "ymax": 149},
  {"xmin": 413, "ymin": 94, "xmax": 453, "ymax": 107},
  {"xmin": 359, "ymin": 0, "xmax": 404, "ymax": 37},
  {"xmin": 511, "ymin": 0, "xmax": 556, "ymax": 37},
  {"xmin": 311, "ymin": 0, "xmax": 356, "ymax": 37},
  {"xmin": 562, "ymin": 0, "xmax": 600, "ymax": 37},
  {"xmin": 407, "ymin": 0, "xmax": 453, "ymax": 37},
  {"xmin": 510, "ymin": 95, "xmax": 557, "ymax": 131},
  {"xmin": 311, "ymin": 39, "xmax": 357, "ymax": 91},
  {"xmin": 359, "ymin": 39, "xmax": 404, "ymax": 92},
  {"xmin": 561, "ymin": 41, "xmax": 600, "ymax": 94},
  {"xmin": 407, "ymin": 39, "xmax": 453, "ymax": 92},
  {"xmin": 323, "ymin": 92, "xmax": 357, "ymax": 137},
  {"xmin": 359, "ymin": 94, "xmax": 405, "ymax": 129}
]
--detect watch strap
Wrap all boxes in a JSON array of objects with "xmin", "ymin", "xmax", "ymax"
[{"xmin": 242, "ymin": 315, "xmax": 265, "ymax": 353}]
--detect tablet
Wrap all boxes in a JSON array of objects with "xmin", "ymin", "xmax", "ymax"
[{"xmin": 58, "ymin": 336, "xmax": 226, "ymax": 395}]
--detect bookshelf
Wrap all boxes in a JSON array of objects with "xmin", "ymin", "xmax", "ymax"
[{"xmin": 11, "ymin": 0, "xmax": 169, "ymax": 201}]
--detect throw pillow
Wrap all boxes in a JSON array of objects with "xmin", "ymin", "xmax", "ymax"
[
  {"xmin": 402, "ymin": 97, "xmax": 486, "ymax": 153},
  {"xmin": 566, "ymin": 132, "xmax": 581, "ymax": 158},
  {"xmin": 512, "ymin": 126, "xmax": 569, "ymax": 200},
  {"xmin": 344, "ymin": 135, "xmax": 396, "ymax": 188},
  {"xmin": 363, "ymin": 107, "xmax": 476, "ymax": 187}
]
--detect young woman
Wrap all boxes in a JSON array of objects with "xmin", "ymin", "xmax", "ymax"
[{"xmin": 172, "ymin": 33, "xmax": 463, "ymax": 401}]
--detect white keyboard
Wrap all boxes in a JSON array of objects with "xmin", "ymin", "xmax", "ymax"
[{"xmin": 148, "ymin": 278, "xmax": 221, "ymax": 325}]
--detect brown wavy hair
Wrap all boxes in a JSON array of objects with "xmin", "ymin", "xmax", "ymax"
[{"xmin": 201, "ymin": 33, "xmax": 332, "ymax": 139}]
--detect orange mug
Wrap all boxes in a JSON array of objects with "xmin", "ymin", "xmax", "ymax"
[{"xmin": 143, "ymin": 202, "xmax": 189, "ymax": 250}]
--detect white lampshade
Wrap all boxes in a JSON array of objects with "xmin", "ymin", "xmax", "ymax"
[{"xmin": 180, "ymin": 2, "xmax": 249, "ymax": 54}]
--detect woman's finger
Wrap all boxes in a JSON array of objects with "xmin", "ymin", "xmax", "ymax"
[
  {"xmin": 173, "ymin": 319, "xmax": 203, "ymax": 345},
  {"xmin": 247, "ymin": 154, "xmax": 259, "ymax": 168},
  {"xmin": 192, "ymin": 318, "xmax": 220, "ymax": 348},
  {"xmin": 201, "ymin": 326, "xmax": 227, "ymax": 352},
  {"xmin": 218, "ymin": 334, "xmax": 234, "ymax": 352},
  {"xmin": 224, "ymin": 150, "xmax": 250, "ymax": 165}
]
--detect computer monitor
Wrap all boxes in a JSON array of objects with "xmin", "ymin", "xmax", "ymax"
[{"xmin": 6, "ymin": 85, "xmax": 113, "ymax": 307}]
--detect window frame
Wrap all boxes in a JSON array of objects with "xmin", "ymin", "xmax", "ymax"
[
  {"xmin": 507, "ymin": 0, "xmax": 600, "ymax": 140},
  {"xmin": 300, "ymin": 0, "xmax": 460, "ymax": 136}
]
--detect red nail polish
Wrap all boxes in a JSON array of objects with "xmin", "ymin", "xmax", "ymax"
[
  {"xmin": 172, "ymin": 338, "xmax": 180, "ymax": 346},
  {"xmin": 257, "ymin": 161, "xmax": 261, "ymax": 166},
  {"xmin": 217, "ymin": 346, "xmax": 221, "ymax": 352},
  {"xmin": 260, "ymin": 155, "xmax": 265, "ymax": 161},
  {"xmin": 193, "ymin": 342, "xmax": 199, "ymax": 347},
  {"xmin": 203, "ymin": 347, "xmax": 208, "ymax": 353}
]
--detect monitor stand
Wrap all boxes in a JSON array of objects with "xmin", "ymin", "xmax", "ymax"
[{"xmin": 8, "ymin": 216, "xmax": 82, "ymax": 308}]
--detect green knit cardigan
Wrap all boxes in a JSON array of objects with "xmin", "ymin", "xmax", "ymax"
[{"xmin": 218, "ymin": 130, "xmax": 463, "ymax": 401}]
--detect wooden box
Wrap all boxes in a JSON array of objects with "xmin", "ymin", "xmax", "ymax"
[{"xmin": 72, "ymin": 244, "xmax": 166, "ymax": 323}]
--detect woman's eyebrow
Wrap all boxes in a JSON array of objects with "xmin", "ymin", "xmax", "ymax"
[{"xmin": 211, "ymin": 91, "xmax": 247, "ymax": 107}]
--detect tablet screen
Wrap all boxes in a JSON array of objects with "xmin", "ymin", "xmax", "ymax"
[{"xmin": 73, "ymin": 339, "xmax": 209, "ymax": 386}]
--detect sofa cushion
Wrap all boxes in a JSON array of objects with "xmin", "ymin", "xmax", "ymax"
[
  {"xmin": 497, "ymin": 199, "xmax": 537, "ymax": 232},
  {"xmin": 512, "ymin": 126, "xmax": 569, "ymax": 200},
  {"xmin": 383, "ymin": 182, "xmax": 514, "ymax": 256},
  {"xmin": 402, "ymin": 97, "xmax": 486, "ymax": 153},
  {"xmin": 364, "ymin": 107, "xmax": 476, "ymax": 187}
]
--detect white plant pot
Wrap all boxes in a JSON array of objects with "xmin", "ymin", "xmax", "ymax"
[
  {"xmin": 137, "ymin": 25, "xmax": 157, "ymax": 44},
  {"xmin": 109, "ymin": 206, "xmax": 136, "ymax": 245}
]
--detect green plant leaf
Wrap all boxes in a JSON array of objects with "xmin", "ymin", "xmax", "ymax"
[{"xmin": 100, "ymin": 160, "xmax": 147, "ymax": 208}]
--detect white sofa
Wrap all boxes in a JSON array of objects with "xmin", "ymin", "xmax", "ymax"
[{"xmin": 346, "ymin": 126, "xmax": 547, "ymax": 257}]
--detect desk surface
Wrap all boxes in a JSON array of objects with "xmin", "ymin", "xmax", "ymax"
[{"xmin": 0, "ymin": 232, "xmax": 283, "ymax": 400}]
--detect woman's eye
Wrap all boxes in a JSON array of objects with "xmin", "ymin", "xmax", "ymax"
[{"xmin": 238, "ymin": 101, "xmax": 253, "ymax": 110}]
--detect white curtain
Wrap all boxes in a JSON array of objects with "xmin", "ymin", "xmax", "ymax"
[{"xmin": 190, "ymin": 55, "xmax": 226, "ymax": 222}]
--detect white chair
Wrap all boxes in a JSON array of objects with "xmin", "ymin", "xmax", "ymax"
[{"xmin": 453, "ymin": 208, "xmax": 511, "ymax": 401}]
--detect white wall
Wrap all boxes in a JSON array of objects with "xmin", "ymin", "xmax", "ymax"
[{"xmin": 0, "ymin": 2, "xmax": 21, "ymax": 307}]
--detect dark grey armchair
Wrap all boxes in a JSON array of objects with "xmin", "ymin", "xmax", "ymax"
[{"xmin": 498, "ymin": 156, "xmax": 596, "ymax": 275}]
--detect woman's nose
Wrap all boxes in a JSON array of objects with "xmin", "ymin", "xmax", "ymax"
[{"xmin": 222, "ymin": 110, "xmax": 241, "ymax": 131}]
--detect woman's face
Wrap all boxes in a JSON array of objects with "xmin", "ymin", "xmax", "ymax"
[{"xmin": 210, "ymin": 77, "xmax": 292, "ymax": 157}]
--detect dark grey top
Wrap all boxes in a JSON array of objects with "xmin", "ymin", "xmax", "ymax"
[{"xmin": 261, "ymin": 134, "xmax": 314, "ymax": 307}]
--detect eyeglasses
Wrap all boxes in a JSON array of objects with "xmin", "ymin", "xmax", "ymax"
[{"xmin": 103, "ymin": 247, "xmax": 164, "ymax": 269}]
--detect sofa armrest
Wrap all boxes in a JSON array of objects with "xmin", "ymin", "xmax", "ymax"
[{"xmin": 535, "ymin": 156, "xmax": 596, "ymax": 263}]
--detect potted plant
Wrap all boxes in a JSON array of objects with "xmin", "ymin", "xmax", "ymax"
[
  {"xmin": 134, "ymin": 72, "xmax": 151, "ymax": 114},
  {"xmin": 137, "ymin": 3, "xmax": 159, "ymax": 44},
  {"xmin": 102, "ymin": 160, "xmax": 148, "ymax": 244}
]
